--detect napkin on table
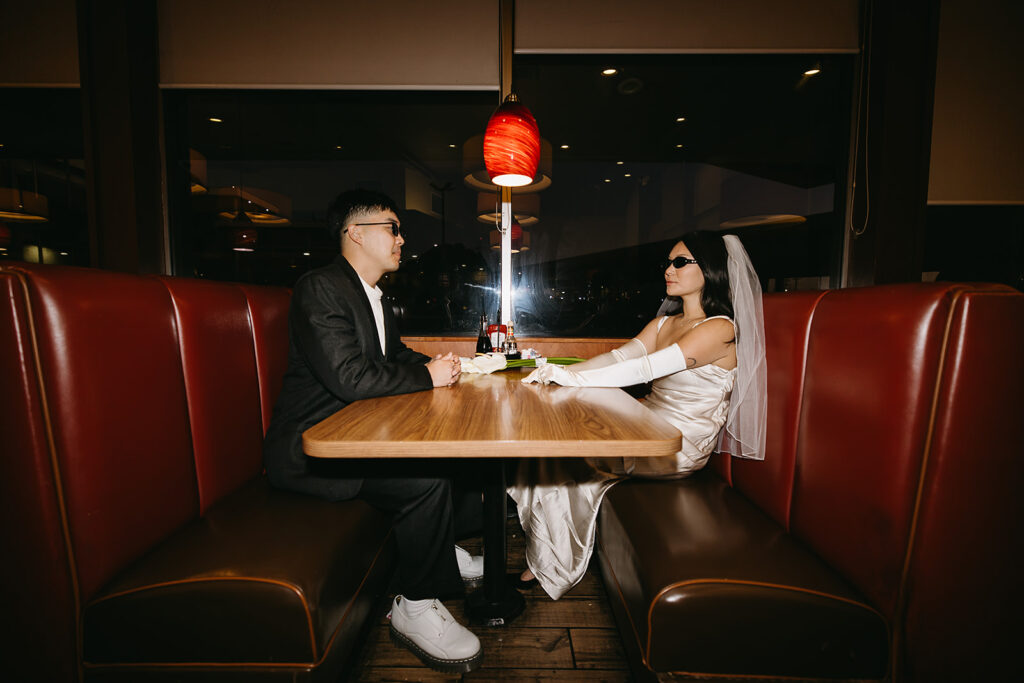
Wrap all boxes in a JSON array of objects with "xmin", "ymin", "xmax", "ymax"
[{"xmin": 459, "ymin": 352, "xmax": 508, "ymax": 374}]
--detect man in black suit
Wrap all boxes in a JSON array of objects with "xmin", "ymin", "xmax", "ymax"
[{"xmin": 263, "ymin": 189, "xmax": 483, "ymax": 673}]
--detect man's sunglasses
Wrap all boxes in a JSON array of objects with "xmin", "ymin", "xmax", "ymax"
[
  {"xmin": 344, "ymin": 221, "xmax": 402, "ymax": 236},
  {"xmin": 662, "ymin": 255, "xmax": 699, "ymax": 270}
]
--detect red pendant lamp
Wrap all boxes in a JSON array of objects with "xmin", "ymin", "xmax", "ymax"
[{"xmin": 483, "ymin": 94, "xmax": 540, "ymax": 187}]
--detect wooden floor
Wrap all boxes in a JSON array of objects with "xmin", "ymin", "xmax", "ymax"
[{"xmin": 348, "ymin": 516, "xmax": 632, "ymax": 682}]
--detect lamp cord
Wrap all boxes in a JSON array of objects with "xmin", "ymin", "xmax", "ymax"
[
  {"xmin": 849, "ymin": 0, "xmax": 873, "ymax": 239},
  {"xmin": 497, "ymin": 1, "xmax": 503, "ymax": 104}
]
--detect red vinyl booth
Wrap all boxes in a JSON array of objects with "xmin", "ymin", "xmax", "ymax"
[
  {"xmin": 2, "ymin": 262, "xmax": 1022, "ymax": 682},
  {"xmin": 599, "ymin": 283, "xmax": 1024, "ymax": 681},
  {"xmin": 1, "ymin": 263, "xmax": 396, "ymax": 682}
]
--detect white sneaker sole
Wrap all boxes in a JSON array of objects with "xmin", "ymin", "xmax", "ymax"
[{"xmin": 389, "ymin": 624, "xmax": 483, "ymax": 674}]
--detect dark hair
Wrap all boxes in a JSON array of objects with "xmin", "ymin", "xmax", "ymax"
[
  {"xmin": 679, "ymin": 230, "xmax": 733, "ymax": 319},
  {"xmin": 326, "ymin": 189, "xmax": 399, "ymax": 241}
]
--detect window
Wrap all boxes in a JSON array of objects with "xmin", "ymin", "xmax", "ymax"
[
  {"xmin": 0, "ymin": 89, "xmax": 87, "ymax": 267},
  {"xmin": 165, "ymin": 54, "xmax": 853, "ymax": 336}
]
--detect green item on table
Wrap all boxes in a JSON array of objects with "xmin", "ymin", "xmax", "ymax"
[{"xmin": 501, "ymin": 356, "xmax": 584, "ymax": 369}]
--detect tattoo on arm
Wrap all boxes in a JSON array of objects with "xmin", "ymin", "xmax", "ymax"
[{"xmin": 686, "ymin": 356, "xmax": 697, "ymax": 368}]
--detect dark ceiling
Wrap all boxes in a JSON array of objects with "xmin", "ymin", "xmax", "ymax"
[
  {"xmin": 0, "ymin": 53, "xmax": 852, "ymax": 192},
  {"xmin": 174, "ymin": 54, "xmax": 852, "ymax": 190}
]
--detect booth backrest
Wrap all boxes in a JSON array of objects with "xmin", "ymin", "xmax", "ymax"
[
  {"xmin": 899, "ymin": 286, "xmax": 1024, "ymax": 679},
  {"xmin": 0, "ymin": 263, "xmax": 292, "ymax": 681},
  {"xmin": 157, "ymin": 277, "xmax": 291, "ymax": 514},
  {"xmin": 791, "ymin": 286, "xmax": 958, "ymax": 617},
  {"xmin": 238, "ymin": 283, "xmax": 292, "ymax": 434},
  {"xmin": 12, "ymin": 266, "xmax": 200, "ymax": 600},
  {"xmin": 711, "ymin": 282, "xmax": 1023, "ymax": 679},
  {"xmin": 727, "ymin": 290, "xmax": 826, "ymax": 526},
  {"xmin": 2, "ymin": 269, "xmax": 80, "ymax": 682}
]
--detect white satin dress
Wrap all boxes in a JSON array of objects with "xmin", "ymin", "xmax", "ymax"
[{"xmin": 507, "ymin": 316, "xmax": 736, "ymax": 599}]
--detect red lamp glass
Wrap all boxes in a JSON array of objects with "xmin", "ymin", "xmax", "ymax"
[{"xmin": 483, "ymin": 94, "xmax": 540, "ymax": 187}]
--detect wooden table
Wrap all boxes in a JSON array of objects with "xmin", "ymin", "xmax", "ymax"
[{"xmin": 304, "ymin": 369, "xmax": 681, "ymax": 624}]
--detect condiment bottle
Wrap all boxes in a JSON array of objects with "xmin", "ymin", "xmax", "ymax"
[
  {"xmin": 504, "ymin": 322, "xmax": 520, "ymax": 360},
  {"xmin": 476, "ymin": 314, "xmax": 492, "ymax": 354}
]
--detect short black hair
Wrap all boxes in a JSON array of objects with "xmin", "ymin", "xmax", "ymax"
[
  {"xmin": 680, "ymin": 230, "xmax": 734, "ymax": 319},
  {"xmin": 326, "ymin": 189, "xmax": 399, "ymax": 241}
]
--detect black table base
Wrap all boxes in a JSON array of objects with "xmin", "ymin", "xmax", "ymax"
[{"xmin": 465, "ymin": 459, "xmax": 525, "ymax": 626}]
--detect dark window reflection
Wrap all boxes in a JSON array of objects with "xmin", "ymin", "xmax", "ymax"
[
  {"xmin": 166, "ymin": 54, "xmax": 852, "ymax": 337},
  {"xmin": 0, "ymin": 89, "xmax": 87, "ymax": 267},
  {"xmin": 925, "ymin": 205, "xmax": 1024, "ymax": 290}
]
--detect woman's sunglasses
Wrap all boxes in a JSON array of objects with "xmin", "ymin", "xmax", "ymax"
[{"xmin": 662, "ymin": 255, "xmax": 699, "ymax": 270}]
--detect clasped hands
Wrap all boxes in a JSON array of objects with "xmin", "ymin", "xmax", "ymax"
[{"xmin": 426, "ymin": 352, "xmax": 461, "ymax": 387}]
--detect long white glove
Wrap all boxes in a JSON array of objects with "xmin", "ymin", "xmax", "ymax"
[
  {"xmin": 523, "ymin": 343, "xmax": 687, "ymax": 387},
  {"xmin": 566, "ymin": 337, "xmax": 647, "ymax": 372}
]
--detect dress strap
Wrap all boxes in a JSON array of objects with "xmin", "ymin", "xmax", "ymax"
[
  {"xmin": 693, "ymin": 315, "xmax": 735, "ymax": 328},
  {"xmin": 656, "ymin": 315, "xmax": 669, "ymax": 331}
]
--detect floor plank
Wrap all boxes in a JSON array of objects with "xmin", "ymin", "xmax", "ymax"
[
  {"xmin": 464, "ymin": 669, "xmax": 631, "ymax": 682},
  {"xmin": 510, "ymin": 597, "xmax": 616, "ymax": 629},
  {"xmin": 355, "ymin": 666, "xmax": 463, "ymax": 682},
  {"xmin": 352, "ymin": 512, "xmax": 632, "ymax": 681},
  {"xmin": 570, "ymin": 627, "xmax": 629, "ymax": 669},
  {"xmin": 360, "ymin": 625, "xmax": 576, "ymax": 670},
  {"xmin": 476, "ymin": 628, "xmax": 574, "ymax": 669}
]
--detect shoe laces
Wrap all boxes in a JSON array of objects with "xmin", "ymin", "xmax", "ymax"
[
  {"xmin": 390, "ymin": 597, "xmax": 450, "ymax": 638},
  {"xmin": 432, "ymin": 600, "xmax": 448, "ymax": 637}
]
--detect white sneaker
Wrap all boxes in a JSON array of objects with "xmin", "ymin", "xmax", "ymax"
[
  {"xmin": 388, "ymin": 596, "xmax": 483, "ymax": 673},
  {"xmin": 455, "ymin": 545, "xmax": 484, "ymax": 589}
]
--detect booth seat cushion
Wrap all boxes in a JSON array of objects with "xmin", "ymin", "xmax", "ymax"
[
  {"xmin": 82, "ymin": 478, "xmax": 395, "ymax": 668},
  {"xmin": 599, "ymin": 472, "xmax": 888, "ymax": 679}
]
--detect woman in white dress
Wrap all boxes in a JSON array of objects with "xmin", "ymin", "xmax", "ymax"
[{"xmin": 509, "ymin": 231, "xmax": 767, "ymax": 599}]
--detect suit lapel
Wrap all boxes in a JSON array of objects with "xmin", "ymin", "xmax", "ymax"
[
  {"xmin": 333, "ymin": 256, "xmax": 385, "ymax": 360},
  {"xmin": 382, "ymin": 302, "xmax": 399, "ymax": 361}
]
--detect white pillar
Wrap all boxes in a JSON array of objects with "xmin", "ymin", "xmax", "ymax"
[{"xmin": 500, "ymin": 185, "xmax": 513, "ymax": 327}]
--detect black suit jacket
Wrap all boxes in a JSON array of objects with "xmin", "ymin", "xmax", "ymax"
[{"xmin": 263, "ymin": 255, "xmax": 432, "ymax": 500}]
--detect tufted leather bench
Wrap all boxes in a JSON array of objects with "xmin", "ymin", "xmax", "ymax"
[
  {"xmin": 0, "ymin": 263, "xmax": 395, "ymax": 682},
  {"xmin": 597, "ymin": 283, "xmax": 1024, "ymax": 681}
]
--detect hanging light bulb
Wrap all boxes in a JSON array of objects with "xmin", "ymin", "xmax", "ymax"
[
  {"xmin": 489, "ymin": 222, "xmax": 530, "ymax": 253},
  {"xmin": 213, "ymin": 187, "xmax": 291, "ymax": 225},
  {"xmin": 483, "ymin": 94, "xmax": 540, "ymax": 187},
  {"xmin": 232, "ymin": 225, "xmax": 257, "ymax": 252},
  {"xmin": 475, "ymin": 191, "xmax": 540, "ymax": 226}
]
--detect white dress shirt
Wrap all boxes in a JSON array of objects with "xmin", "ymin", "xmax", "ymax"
[{"xmin": 359, "ymin": 277, "xmax": 387, "ymax": 356}]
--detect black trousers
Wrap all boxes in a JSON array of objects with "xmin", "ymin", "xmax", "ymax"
[{"xmin": 357, "ymin": 464, "xmax": 482, "ymax": 601}]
